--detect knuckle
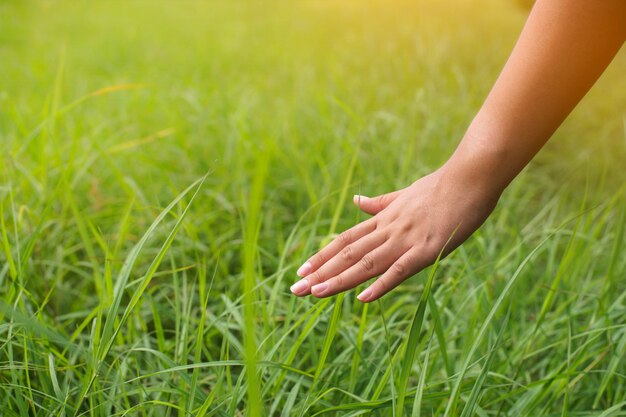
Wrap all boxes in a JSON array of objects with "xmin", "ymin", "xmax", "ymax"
[
  {"xmin": 377, "ymin": 195, "xmax": 388, "ymax": 211},
  {"xmin": 377, "ymin": 276, "xmax": 388, "ymax": 292},
  {"xmin": 335, "ymin": 274, "xmax": 345, "ymax": 289},
  {"xmin": 403, "ymin": 251, "xmax": 418, "ymax": 267},
  {"xmin": 338, "ymin": 230, "xmax": 352, "ymax": 245},
  {"xmin": 310, "ymin": 270, "xmax": 324, "ymax": 284},
  {"xmin": 421, "ymin": 232, "xmax": 438, "ymax": 250},
  {"xmin": 392, "ymin": 261, "xmax": 406, "ymax": 276},
  {"xmin": 360, "ymin": 254, "xmax": 375, "ymax": 272},
  {"xmin": 400, "ymin": 222, "xmax": 412, "ymax": 234},
  {"xmin": 415, "ymin": 233, "xmax": 439, "ymax": 257},
  {"xmin": 364, "ymin": 218, "xmax": 377, "ymax": 231},
  {"xmin": 313, "ymin": 252, "xmax": 326, "ymax": 266},
  {"xmin": 340, "ymin": 245, "xmax": 354, "ymax": 262}
]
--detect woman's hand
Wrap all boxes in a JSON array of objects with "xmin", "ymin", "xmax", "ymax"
[
  {"xmin": 289, "ymin": 0, "xmax": 625, "ymax": 303},
  {"xmin": 290, "ymin": 163, "xmax": 501, "ymax": 302}
]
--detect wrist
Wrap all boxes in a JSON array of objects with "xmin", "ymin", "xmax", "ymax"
[
  {"xmin": 444, "ymin": 106, "xmax": 545, "ymax": 196},
  {"xmin": 440, "ymin": 136, "xmax": 510, "ymax": 202}
]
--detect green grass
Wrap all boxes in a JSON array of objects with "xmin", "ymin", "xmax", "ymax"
[{"xmin": 1, "ymin": 0, "xmax": 626, "ymax": 415}]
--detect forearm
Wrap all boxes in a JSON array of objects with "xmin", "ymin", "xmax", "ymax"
[
  {"xmin": 294, "ymin": 0, "xmax": 625, "ymax": 302},
  {"xmin": 446, "ymin": 0, "xmax": 626, "ymax": 194}
]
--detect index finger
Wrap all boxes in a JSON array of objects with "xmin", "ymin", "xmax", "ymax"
[{"xmin": 296, "ymin": 219, "xmax": 377, "ymax": 278}]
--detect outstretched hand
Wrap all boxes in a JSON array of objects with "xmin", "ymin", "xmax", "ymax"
[
  {"xmin": 290, "ymin": 165, "xmax": 500, "ymax": 302},
  {"xmin": 290, "ymin": 0, "xmax": 625, "ymax": 302}
]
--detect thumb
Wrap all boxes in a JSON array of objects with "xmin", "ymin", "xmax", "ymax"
[{"xmin": 353, "ymin": 190, "xmax": 402, "ymax": 215}]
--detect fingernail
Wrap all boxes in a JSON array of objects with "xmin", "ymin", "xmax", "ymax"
[
  {"xmin": 311, "ymin": 282, "xmax": 329, "ymax": 297},
  {"xmin": 357, "ymin": 288, "xmax": 372, "ymax": 302},
  {"xmin": 290, "ymin": 279, "xmax": 309, "ymax": 295},
  {"xmin": 353, "ymin": 194, "xmax": 370, "ymax": 202},
  {"xmin": 297, "ymin": 261, "xmax": 312, "ymax": 277}
]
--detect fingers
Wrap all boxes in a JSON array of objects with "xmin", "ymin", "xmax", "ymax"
[
  {"xmin": 291, "ymin": 187, "xmax": 409, "ymax": 298},
  {"xmin": 353, "ymin": 190, "xmax": 403, "ymax": 215},
  {"xmin": 309, "ymin": 240, "xmax": 400, "ymax": 298},
  {"xmin": 357, "ymin": 249, "xmax": 428, "ymax": 303},
  {"xmin": 291, "ymin": 219, "xmax": 376, "ymax": 296},
  {"xmin": 299, "ymin": 232, "xmax": 387, "ymax": 296}
]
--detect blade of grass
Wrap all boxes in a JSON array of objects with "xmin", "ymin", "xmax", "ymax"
[
  {"xmin": 0, "ymin": 196, "xmax": 17, "ymax": 281},
  {"xmin": 242, "ymin": 146, "xmax": 272, "ymax": 416},
  {"xmin": 427, "ymin": 293, "xmax": 452, "ymax": 387},
  {"xmin": 298, "ymin": 132, "xmax": 363, "ymax": 416},
  {"xmin": 395, "ymin": 228, "xmax": 455, "ymax": 416},
  {"xmin": 72, "ymin": 175, "xmax": 206, "ymax": 415},
  {"xmin": 411, "ymin": 330, "xmax": 434, "ymax": 417},
  {"xmin": 380, "ymin": 301, "xmax": 397, "ymax": 416},
  {"xmin": 459, "ymin": 310, "xmax": 509, "ymax": 417},
  {"xmin": 298, "ymin": 293, "xmax": 345, "ymax": 417},
  {"xmin": 349, "ymin": 300, "xmax": 369, "ymax": 392},
  {"xmin": 443, "ymin": 232, "xmax": 554, "ymax": 417}
]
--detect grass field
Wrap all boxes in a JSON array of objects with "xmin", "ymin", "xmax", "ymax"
[{"xmin": 1, "ymin": 1, "xmax": 626, "ymax": 415}]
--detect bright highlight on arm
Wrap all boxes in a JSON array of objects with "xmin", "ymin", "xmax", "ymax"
[{"xmin": 292, "ymin": 0, "xmax": 626, "ymax": 302}]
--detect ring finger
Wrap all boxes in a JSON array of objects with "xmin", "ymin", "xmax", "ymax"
[
  {"xmin": 297, "ymin": 231, "xmax": 387, "ymax": 295},
  {"xmin": 310, "ymin": 240, "xmax": 402, "ymax": 298}
]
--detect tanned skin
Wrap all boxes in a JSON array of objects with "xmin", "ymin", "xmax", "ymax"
[{"xmin": 290, "ymin": 0, "xmax": 626, "ymax": 303}]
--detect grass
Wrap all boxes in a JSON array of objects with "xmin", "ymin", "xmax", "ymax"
[{"xmin": 1, "ymin": 0, "xmax": 626, "ymax": 415}]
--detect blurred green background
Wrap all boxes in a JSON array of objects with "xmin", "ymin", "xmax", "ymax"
[{"xmin": 1, "ymin": 1, "xmax": 625, "ymax": 415}]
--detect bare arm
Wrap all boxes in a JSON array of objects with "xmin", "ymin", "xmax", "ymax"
[
  {"xmin": 291, "ymin": 0, "xmax": 626, "ymax": 303},
  {"xmin": 451, "ymin": 0, "xmax": 626, "ymax": 194}
]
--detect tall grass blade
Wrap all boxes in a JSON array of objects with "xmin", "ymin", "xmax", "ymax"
[
  {"xmin": 73, "ymin": 175, "xmax": 206, "ymax": 415},
  {"xmin": 411, "ymin": 330, "xmax": 434, "ymax": 417},
  {"xmin": 298, "ymin": 293, "xmax": 345, "ymax": 417},
  {"xmin": 443, "ymin": 233, "xmax": 553, "ymax": 417},
  {"xmin": 395, "ymin": 228, "xmax": 456, "ymax": 416},
  {"xmin": 459, "ymin": 310, "xmax": 509, "ymax": 417},
  {"xmin": 242, "ymin": 148, "xmax": 272, "ymax": 416}
]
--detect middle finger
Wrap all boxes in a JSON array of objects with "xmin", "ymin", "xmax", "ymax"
[
  {"xmin": 310, "ymin": 239, "xmax": 401, "ymax": 298},
  {"xmin": 302, "ymin": 231, "xmax": 387, "ymax": 294}
]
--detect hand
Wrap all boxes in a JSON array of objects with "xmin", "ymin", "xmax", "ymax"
[{"xmin": 290, "ymin": 164, "xmax": 501, "ymax": 302}]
